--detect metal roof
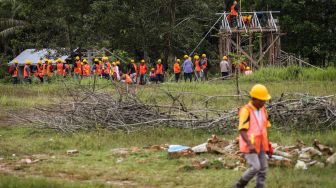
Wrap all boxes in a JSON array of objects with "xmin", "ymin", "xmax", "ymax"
[{"xmin": 8, "ymin": 49, "xmax": 68, "ymax": 65}]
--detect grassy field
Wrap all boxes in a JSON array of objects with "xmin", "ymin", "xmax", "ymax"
[{"xmin": 0, "ymin": 67, "xmax": 336, "ymax": 187}]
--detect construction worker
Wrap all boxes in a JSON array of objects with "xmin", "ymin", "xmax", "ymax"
[
  {"xmin": 173, "ymin": 59, "xmax": 181, "ymax": 83},
  {"xmin": 92, "ymin": 58, "xmax": 102, "ymax": 77},
  {"xmin": 36, "ymin": 60, "xmax": 44, "ymax": 82},
  {"xmin": 244, "ymin": 67, "xmax": 253, "ymax": 75},
  {"xmin": 228, "ymin": 1, "xmax": 239, "ymax": 27},
  {"xmin": 9, "ymin": 60, "xmax": 19, "ymax": 84},
  {"xmin": 47, "ymin": 60, "xmax": 54, "ymax": 78},
  {"xmin": 64, "ymin": 61, "xmax": 70, "ymax": 77},
  {"xmin": 82, "ymin": 59, "xmax": 91, "ymax": 77},
  {"xmin": 121, "ymin": 73, "xmax": 132, "ymax": 84},
  {"xmin": 149, "ymin": 68, "xmax": 156, "ymax": 83},
  {"xmin": 155, "ymin": 59, "xmax": 164, "ymax": 84},
  {"xmin": 56, "ymin": 58, "xmax": 64, "ymax": 76},
  {"xmin": 193, "ymin": 55, "xmax": 201, "ymax": 81},
  {"xmin": 127, "ymin": 59, "xmax": 137, "ymax": 83},
  {"xmin": 234, "ymin": 84, "xmax": 272, "ymax": 188},
  {"xmin": 23, "ymin": 60, "xmax": 32, "ymax": 84},
  {"xmin": 42, "ymin": 59, "xmax": 49, "ymax": 83},
  {"xmin": 74, "ymin": 56, "xmax": 82, "ymax": 79},
  {"xmin": 111, "ymin": 62, "xmax": 120, "ymax": 81},
  {"xmin": 220, "ymin": 56, "xmax": 231, "ymax": 80},
  {"xmin": 182, "ymin": 55, "xmax": 193, "ymax": 82},
  {"xmin": 102, "ymin": 56, "xmax": 111, "ymax": 80},
  {"xmin": 139, "ymin": 59, "xmax": 148, "ymax": 85},
  {"xmin": 200, "ymin": 54, "xmax": 208, "ymax": 81}
]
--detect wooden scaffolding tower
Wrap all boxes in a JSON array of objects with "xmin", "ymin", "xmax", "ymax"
[{"xmin": 218, "ymin": 11, "xmax": 282, "ymax": 69}]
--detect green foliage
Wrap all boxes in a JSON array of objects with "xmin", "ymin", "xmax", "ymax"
[{"xmin": 241, "ymin": 66, "xmax": 336, "ymax": 82}]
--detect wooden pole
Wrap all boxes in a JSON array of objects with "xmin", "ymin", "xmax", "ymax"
[
  {"xmin": 259, "ymin": 34, "xmax": 263, "ymax": 67},
  {"xmin": 249, "ymin": 33, "xmax": 253, "ymax": 68}
]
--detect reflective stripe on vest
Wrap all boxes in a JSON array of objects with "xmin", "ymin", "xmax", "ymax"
[{"xmin": 239, "ymin": 104, "xmax": 269, "ymax": 153}]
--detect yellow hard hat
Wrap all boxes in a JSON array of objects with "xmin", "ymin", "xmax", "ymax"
[
  {"xmin": 194, "ymin": 55, "xmax": 200, "ymax": 60},
  {"xmin": 102, "ymin": 56, "xmax": 108, "ymax": 61},
  {"xmin": 83, "ymin": 59, "xmax": 88, "ymax": 63},
  {"xmin": 246, "ymin": 66, "xmax": 251, "ymax": 70},
  {"xmin": 112, "ymin": 62, "xmax": 116, "ymax": 66},
  {"xmin": 131, "ymin": 59, "xmax": 135, "ymax": 63},
  {"xmin": 157, "ymin": 59, "xmax": 162, "ymax": 63},
  {"xmin": 94, "ymin": 58, "xmax": 99, "ymax": 62},
  {"xmin": 14, "ymin": 60, "xmax": 19, "ymax": 64},
  {"xmin": 141, "ymin": 59, "xmax": 145, "ymax": 63},
  {"xmin": 75, "ymin": 56, "xmax": 80, "ymax": 60},
  {"xmin": 223, "ymin": 56, "xmax": 228, "ymax": 60},
  {"xmin": 202, "ymin": 54, "xmax": 206, "ymax": 58},
  {"xmin": 38, "ymin": 60, "xmax": 42, "ymax": 64},
  {"xmin": 184, "ymin": 55, "xmax": 189, "ymax": 59},
  {"xmin": 56, "ymin": 58, "xmax": 62, "ymax": 62},
  {"xmin": 48, "ymin": 60, "xmax": 53, "ymax": 64},
  {"xmin": 99, "ymin": 61, "xmax": 102, "ymax": 65},
  {"xmin": 116, "ymin": 61, "xmax": 121, "ymax": 65},
  {"xmin": 25, "ymin": 60, "xmax": 32, "ymax": 65},
  {"xmin": 44, "ymin": 58, "xmax": 49, "ymax": 62},
  {"xmin": 177, "ymin": 59, "xmax": 181, "ymax": 62},
  {"xmin": 249, "ymin": 84, "xmax": 271, "ymax": 101},
  {"xmin": 151, "ymin": 68, "xmax": 155, "ymax": 71}
]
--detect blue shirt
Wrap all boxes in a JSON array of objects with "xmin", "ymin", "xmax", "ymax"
[{"xmin": 182, "ymin": 60, "xmax": 193, "ymax": 73}]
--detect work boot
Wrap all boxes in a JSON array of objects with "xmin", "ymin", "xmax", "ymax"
[
  {"xmin": 255, "ymin": 183, "xmax": 264, "ymax": 188},
  {"xmin": 234, "ymin": 178, "xmax": 248, "ymax": 188}
]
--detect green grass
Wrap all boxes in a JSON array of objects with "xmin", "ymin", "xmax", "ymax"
[
  {"xmin": 0, "ymin": 67, "xmax": 336, "ymax": 187},
  {"xmin": 0, "ymin": 127, "xmax": 335, "ymax": 188}
]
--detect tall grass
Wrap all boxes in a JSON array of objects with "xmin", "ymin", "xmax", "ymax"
[{"xmin": 240, "ymin": 66, "xmax": 336, "ymax": 82}]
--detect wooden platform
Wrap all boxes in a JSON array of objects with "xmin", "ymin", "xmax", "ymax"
[{"xmin": 219, "ymin": 27, "xmax": 280, "ymax": 34}]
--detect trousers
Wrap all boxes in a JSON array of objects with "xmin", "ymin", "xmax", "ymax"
[{"xmin": 241, "ymin": 151, "xmax": 268, "ymax": 186}]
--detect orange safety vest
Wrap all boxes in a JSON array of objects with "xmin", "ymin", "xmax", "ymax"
[
  {"xmin": 173, "ymin": 63, "xmax": 181, "ymax": 74},
  {"xmin": 12, "ymin": 65, "xmax": 19, "ymax": 78},
  {"xmin": 42, "ymin": 64, "xmax": 48, "ymax": 76},
  {"xmin": 125, "ymin": 74, "xmax": 132, "ymax": 84},
  {"xmin": 75, "ymin": 60, "xmax": 82, "ymax": 74},
  {"xmin": 239, "ymin": 104, "xmax": 269, "ymax": 154},
  {"xmin": 194, "ymin": 60, "xmax": 201, "ymax": 72},
  {"xmin": 36, "ymin": 65, "xmax": 43, "ymax": 77},
  {"xmin": 56, "ymin": 63, "xmax": 64, "ymax": 76},
  {"xmin": 47, "ymin": 64, "xmax": 53, "ymax": 77},
  {"xmin": 103, "ymin": 63, "xmax": 111, "ymax": 74},
  {"xmin": 95, "ymin": 64, "xmax": 102, "ymax": 76},
  {"xmin": 201, "ymin": 58, "xmax": 208, "ymax": 70},
  {"xmin": 133, "ymin": 63, "xmax": 138, "ymax": 75},
  {"xmin": 83, "ymin": 64, "xmax": 91, "ymax": 76},
  {"xmin": 230, "ymin": 4, "xmax": 238, "ymax": 16},
  {"xmin": 155, "ymin": 64, "xmax": 163, "ymax": 75},
  {"xmin": 24, "ymin": 65, "xmax": 30, "ymax": 78},
  {"xmin": 139, "ymin": 64, "xmax": 147, "ymax": 75},
  {"xmin": 63, "ymin": 64, "xmax": 70, "ymax": 77}
]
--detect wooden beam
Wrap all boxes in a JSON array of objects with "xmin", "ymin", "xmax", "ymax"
[
  {"xmin": 256, "ymin": 35, "xmax": 280, "ymax": 64},
  {"xmin": 230, "ymin": 39, "xmax": 259, "ymax": 68}
]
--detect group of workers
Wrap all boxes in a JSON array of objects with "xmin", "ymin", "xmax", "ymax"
[
  {"xmin": 9, "ymin": 53, "xmax": 254, "ymax": 85},
  {"xmin": 227, "ymin": 1, "xmax": 254, "ymax": 27},
  {"xmin": 8, "ymin": 53, "xmax": 212, "ymax": 84}
]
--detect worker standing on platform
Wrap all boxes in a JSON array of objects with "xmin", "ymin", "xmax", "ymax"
[
  {"xmin": 234, "ymin": 84, "xmax": 272, "ymax": 188},
  {"xmin": 228, "ymin": 1, "xmax": 239, "ymax": 27}
]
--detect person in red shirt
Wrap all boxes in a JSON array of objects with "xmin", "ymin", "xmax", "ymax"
[
  {"xmin": 193, "ymin": 55, "xmax": 201, "ymax": 81},
  {"xmin": 139, "ymin": 59, "xmax": 148, "ymax": 85}
]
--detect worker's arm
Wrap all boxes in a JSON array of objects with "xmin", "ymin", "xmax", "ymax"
[{"xmin": 239, "ymin": 129, "xmax": 256, "ymax": 153}]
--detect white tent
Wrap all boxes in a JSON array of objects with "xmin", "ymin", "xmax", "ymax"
[{"xmin": 8, "ymin": 49, "xmax": 68, "ymax": 66}]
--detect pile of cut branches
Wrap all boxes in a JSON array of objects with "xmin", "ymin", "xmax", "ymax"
[{"xmin": 32, "ymin": 84, "xmax": 336, "ymax": 133}]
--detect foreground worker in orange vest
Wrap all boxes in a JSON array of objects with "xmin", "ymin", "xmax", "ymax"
[
  {"xmin": 139, "ymin": 59, "xmax": 147, "ymax": 85},
  {"xmin": 235, "ymin": 84, "xmax": 271, "ymax": 188},
  {"xmin": 173, "ymin": 59, "xmax": 181, "ymax": 82},
  {"xmin": 155, "ymin": 59, "xmax": 164, "ymax": 84}
]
